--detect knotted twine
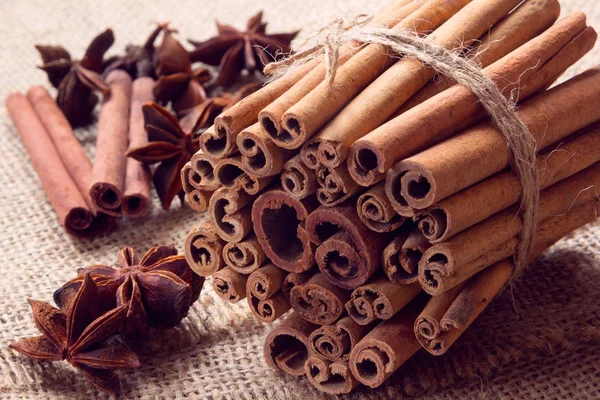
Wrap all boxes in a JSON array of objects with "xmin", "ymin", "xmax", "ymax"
[{"xmin": 264, "ymin": 19, "xmax": 540, "ymax": 276}]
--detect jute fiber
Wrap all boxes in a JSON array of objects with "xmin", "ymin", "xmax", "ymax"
[{"xmin": 0, "ymin": 0, "xmax": 599, "ymax": 398}]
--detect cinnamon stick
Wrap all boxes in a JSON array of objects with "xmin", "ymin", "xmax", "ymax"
[
  {"xmin": 390, "ymin": 65, "xmax": 600, "ymax": 213},
  {"xmin": 280, "ymin": 154, "xmax": 319, "ymax": 200},
  {"xmin": 351, "ymin": 13, "xmax": 595, "ymax": 188},
  {"xmin": 189, "ymin": 150, "xmax": 220, "ymax": 191},
  {"xmin": 237, "ymin": 122, "xmax": 294, "ymax": 177},
  {"xmin": 381, "ymin": 226, "xmax": 418, "ymax": 284},
  {"xmin": 357, "ymin": 182, "xmax": 405, "ymax": 232},
  {"xmin": 416, "ymin": 121, "xmax": 600, "ymax": 243},
  {"xmin": 305, "ymin": 356, "xmax": 359, "ymax": 395},
  {"xmin": 213, "ymin": 154, "xmax": 275, "ymax": 194},
  {"xmin": 282, "ymin": 270, "xmax": 316, "ymax": 302},
  {"xmin": 208, "ymin": 186, "xmax": 254, "ymax": 242},
  {"xmin": 264, "ymin": 311, "xmax": 318, "ymax": 376},
  {"xmin": 212, "ymin": 266, "xmax": 248, "ymax": 303},
  {"xmin": 123, "ymin": 76, "xmax": 154, "ymax": 217},
  {"xmin": 279, "ymin": 0, "xmax": 472, "ymax": 149},
  {"xmin": 184, "ymin": 220, "xmax": 226, "ymax": 276},
  {"xmin": 247, "ymin": 264, "xmax": 291, "ymax": 323},
  {"xmin": 181, "ymin": 162, "xmax": 213, "ymax": 212},
  {"xmin": 419, "ymin": 162, "xmax": 600, "ymax": 295},
  {"xmin": 289, "ymin": 272, "xmax": 350, "ymax": 325},
  {"xmin": 309, "ymin": 316, "xmax": 371, "ymax": 362},
  {"xmin": 223, "ymin": 234, "xmax": 267, "ymax": 274},
  {"xmin": 345, "ymin": 273, "xmax": 421, "ymax": 325},
  {"xmin": 251, "ymin": 187, "xmax": 318, "ymax": 272},
  {"xmin": 315, "ymin": 165, "xmax": 362, "ymax": 207},
  {"xmin": 89, "ymin": 69, "xmax": 133, "ymax": 216},
  {"xmin": 6, "ymin": 92, "xmax": 114, "ymax": 238}
]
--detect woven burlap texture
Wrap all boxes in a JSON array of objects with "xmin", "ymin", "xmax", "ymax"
[{"xmin": 0, "ymin": 1, "xmax": 599, "ymax": 399}]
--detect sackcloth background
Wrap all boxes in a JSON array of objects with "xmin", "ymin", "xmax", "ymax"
[{"xmin": 0, "ymin": 0, "xmax": 599, "ymax": 398}]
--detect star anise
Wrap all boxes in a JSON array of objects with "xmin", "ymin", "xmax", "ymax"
[
  {"xmin": 36, "ymin": 29, "xmax": 114, "ymax": 127},
  {"xmin": 54, "ymin": 245, "xmax": 204, "ymax": 337},
  {"xmin": 189, "ymin": 11, "xmax": 299, "ymax": 86},
  {"xmin": 10, "ymin": 274, "xmax": 140, "ymax": 398}
]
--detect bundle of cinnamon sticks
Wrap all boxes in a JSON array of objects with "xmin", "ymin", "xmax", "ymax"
[{"xmin": 182, "ymin": 0, "xmax": 600, "ymax": 394}]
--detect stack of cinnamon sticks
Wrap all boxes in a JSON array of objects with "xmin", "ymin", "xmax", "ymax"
[{"xmin": 182, "ymin": 0, "xmax": 600, "ymax": 394}]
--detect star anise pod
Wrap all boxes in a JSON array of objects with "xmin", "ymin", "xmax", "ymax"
[
  {"xmin": 10, "ymin": 274, "xmax": 140, "ymax": 398},
  {"xmin": 189, "ymin": 11, "xmax": 299, "ymax": 87},
  {"xmin": 36, "ymin": 29, "xmax": 114, "ymax": 127},
  {"xmin": 54, "ymin": 245, "xmax": 204, "ymax": 337}
]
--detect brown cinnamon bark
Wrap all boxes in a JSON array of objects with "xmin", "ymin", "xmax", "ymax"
[
  {"xmin": 391, "ymin": 65, "xmax": 600, "ymax": 213},
  {"xmin": 305, "ymin": 355, "xmax": 359, "ymax": 395},
  {"xmin": 416, "ymin": 121, "xmax": 600, "ymax": 243},
  {"xmin": 181, "ymin": 162, "xmax": 214, "ymax": 212},
  {"xmin": 189, "ymin": 150, "xmax": 220, "ymax": 191},
  {"xmin": 345, "ymin": 273, "xmax": 422, "ymax": 325},
  {"xmin": 247, "ymin": 264, "xmax": 291, "ymax": 322},
  {"xmin": 419, "ymin": 162, "xmax": 600, "ymax": 295},
  {"xmin": 89, "ymin": 69, "xmax": 132, "ymax": 216},
  {"xmin": 123, "ymin": 76, "xmax": 154, "ymax": 217},
  {"xmin": 357, "ymin": 182, "xmax": 405, "ymax": 232},
  {"xmin": 213, "ymin": 154, "xmax": 275, "ymax": 194},
  {"xmin": 223, "ymin": 234, "xmax": 267, "ymax": 274},
  {"xmin": 251, "ymin": 187, "xmax": 318, "ymax": 272},
  {"xmin": 208, "ymin": 186, "xmax": 254, "ymax": 242},
  {"xmin": 315, "ymin": 165, "xmax": 362, "ymax": 207},
  {"xmin": 305, "ymin": 201, "xmax": 392, "ymax": 289},
  {"xmin": 264, "ymin": 311, "xmax": 318, "ymax": 376},
  {"xmin": 381, "ymin": 226, "xmax": 416, "ymax": 284},
  {"xmin": 6, "ymin": 92, "xmax": 114, "ymax": 238},
  {"xmin": 289, "ymin": 273, "xmax": 350, "ymax": 325},
  {"xmin": 184, "ymin": 220, "xmax": 226, "ymax": 276},
  {"xmin": 282, "ymin": 270, "xmax": 317, "ymax": 302},
  {"xmin": 237, "ymin": 122, "xmax": 294, "ymax": 177},
  {"xmin": 308, "ymin": 316, "xmax": 371, "ymax": 362},
  {"xmin": 212, "ymin": 266, "xmax": 248, "ymax": 303},
  {"xmin": 349, "ymin": 295, "xmax": 427, "ymax": 388},
  {"xmin": 351, "ymin": 13, "xmax": 595, "ymax": 188},
  {"xmin": 280, "ymin": 154, "xmax": 319, "ymax": 200}
]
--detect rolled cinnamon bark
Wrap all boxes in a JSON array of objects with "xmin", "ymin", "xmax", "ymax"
[
  {"xmin": 213, "ymin": 154, "xmax": 274, "ymax": 193},
  {"xmin": 304, "ymin": 356, "xmax": 359, "ymax": 395},
  {"xmin": 6, "ymin": 92, "xmax": 114, "ymax": 238},
  {"xmin": 357, "ymin": 182, "xmax": 405, "ymax": 232},
  {"xmin": 345, "ymin": 274, "xmax": 422, "ymax": 325},
  {"xmin": 391, "ymin": 65, "xmax": 600, "ymax": 213},
  {"xmin": 247, "ymin": 264, "xmax": 291, "ymax": 322},
  {"xmin": 181, "ymin": 162, "xmax": 213, "ymax": 212},
  {"xmin": 208, "ymin": 186, "xmax": 254, "ymax": 242},
  {"xmin": 414, "ymin": 282, "xmax": 466, "ymax": 342},
  {"xmin": 315, "ymin": 165, "xmax": 362, "ymax": 207},
  {"xmin": 352, "ymin": 13, "xmax": 594, "ymax": 189},
  {"xmin": 416, "ymin": 121, "xmax": 600, "ymax": 243},
  {"xmin": 189, "ymin": 150, "xmax": 220, "ymax": 191},
  {"xmin": 89, "ymin": 69, "xmax": 133, "ymax": 216},
  {"xmin": 280, "ymin": 154, "xmax": 319, "ymax": 200},
  {"xmin": 251, "ymin": 187, "xmax": 318, "ymax": 272},
  {"xmin": 282, "ymin": 270, "xmax": 316, "ymax": 302},
  {"xmin": 289, "ymin": 273, "xmax": 350, "ymax": 325},
  {"xmin": 279, "ymin": 0, "xmax": 472, "ymax": 149},
  {"xmin": 308, "ymin": 316, "xmax": 371, "ymax": 362},
  {"xmin": 212, "ymin": 266, "xmax": 248, "ymax": 303},
  {"xmin": 223, "ymin": 234, "xmax": 267, "ymax": 274},
  {"xmin": 123, "ymin": 76, "xmax": 154, "ymax": 217},
  {"xmin": 419, "ymin": 162, "xmax": 600, "ymax": 295},
  {"xmin": 264, "ymin": 311, "xmax": 318, "ymax": 376},
  {"xmin": 305, "ymin": 201, "xmax": 392, "ymax": 289},
  {"xmin": 304, "ymin": 0, "xmax": 523, "ymax": 167},
  {"xmin": 237, "ymin": 122, "xmax": 294, "ymax": 177},
  {"xmin": 184, "ymin": 220, "xmax": 226, "ymax": 276},
  {"xmin": 381, "ymin": 226, "xmax": 417, "ymax": 284},
  {"xmin": 349, "ymin": 295, "xmax": 427, "ymax": 388}
]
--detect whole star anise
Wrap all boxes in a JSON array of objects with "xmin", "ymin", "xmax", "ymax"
[
  {"xmin": 189, "ymin": 11, "xmax": 299, "ymax": 86},
  {"xmin": 10, "ymin": 274, "xmax": 140, "ymax": 398},
  {"xmin": 54, "ymin": 246, "xmax": 204, "ymax": 336},
  {"xmin": 36, "ymin": 29, "xmax": 114, "ymax": 127}
]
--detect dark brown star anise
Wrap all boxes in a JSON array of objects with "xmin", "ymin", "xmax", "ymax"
[
  {"xmin": 36, "ymin": 29, "xmax": 114, "ymax": 127},
  {"xmin": 54, "ymin": 245, "xmax": 204, "ymax": 337},
  {"xmin": 10, "ymin": 274, "xmax": 140, "ymax": 398},
  {"xmin": 189, "ymin": 11, "xmax": 299, "ymax": 86}
]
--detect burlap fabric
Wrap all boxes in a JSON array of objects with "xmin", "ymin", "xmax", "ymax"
[{"xmin": 0, "ymin": 1, "xmax": 599, "ymax": 398}]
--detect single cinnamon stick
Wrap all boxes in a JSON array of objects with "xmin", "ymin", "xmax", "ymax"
[
  {"xmin": 213, "ymin": 154, "xmax": 275, "ymax": 194},
  {"xmin": 251, "ymin": 187, "xmax": 319, "ymax": 272},
  {"xmin": 264, "ymin": 311, "xmax": 318, "ymax": 376},
  {"xmin": 305, "ymin": 201, "xmax": 392, "ymax": 289},
  {"xmin": 208, "ymin": 186, "xmax": 254, "ymax": 242},
  {"xmin": 304, "ymin": 0, "xmax": 523, "ymax": 167},
  {"xmin": 345, "ymin": 274, "xmax": 422, "ymax": 325},
  {"xmin": 6, "ymin": 92, "xmax": 114, "ymax": 238},
  {"xmin": 181, "ymin": 162, "xmax": 213, "ymax": 212},
  {"xmin": 237, "ymin": 122, "xmax": 294, "ymax": 177},
  {"xmin": 315, "ymin": 165, "xmax": 362, "ymax": 207},
  {"xmin": 381, "ymin": 226, "xmax": 417, "ymax": 284},
  {"xmin": 247, "ymin": 264, "xmax": 291, "ymax": 323},
  {"xmin": 189, "ymin": 150, "xmax": 220, "ymax": 191},
  {"xmin": 282, "ymin": 270, "xmax": 317, "ymax": 302},
  {"xmin": 419, "ymin": 162, "xmax": 600, "ymax": 295},
  {"xmin": 279, "ymin": 0, "xmax": 472, "ymax": 149},
  {"xmin": 351, "ymin": 13, "xmax": 594, "ymax": 188},
  {"xmin": 223, "ymin": 234, "xmax": 267, "ymax": 274},
  {"xmin": 289, "ymin": 273, "xmax": 350, "ymax": 325},
  {"xmin": 123, "ymin": 76, "xmax": 154, "ymax": 217},
  {"xmin": 184, "ymin": 220, "xmax": 226, "ymax": 276},
  {"xmin": 357, "ymin": 182, "xmax": 406, "ymax": 232},
  {"xmin": 305, "ymin": 355, "xmax": 359, "ymax": 395},
  {"xmin": 212, "ymin": 266, "xmax": 248, "ymax": 303},
  {"xmin": 416, "ymin": 121, "xmax": 600, "ymax": 243},
  {"xmin": 391, "ymin": 65, "xmax": 600, "ymax": 213},
  {"xmin": 349, "ymin": 295, "xmax": 427, "ymax": 388},
  {"xmin": 89, "ymin": 69, "xmax": 132, "ymax": 216},
  {"xmin": 309, "ymin": 316, "xmax": 372, "ymax": 362},
  {"xmin": 280, "ymin": 154, "xmax": 319, "ymax": 200}
]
